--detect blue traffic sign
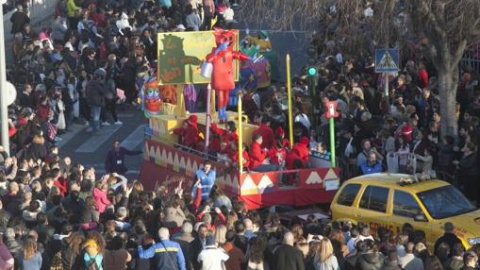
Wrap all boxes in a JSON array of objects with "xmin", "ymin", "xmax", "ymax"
[{"xmin": 375, "ymin": 49, "xmax": 399, "ymax": 73}]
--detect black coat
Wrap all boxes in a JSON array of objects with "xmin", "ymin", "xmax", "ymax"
[
  {"xmin": 10, "ymin": 11, "xmax": 30, "ymax": 34},
  {"xmin": 86, "ymin": 80, "xmax": 106, "ymax": 107},
  {"xmin": 272, "ymin": 244, "xmax": 305, "ymax": 270},
  {"xmin": 434, "ymin": 233, "xmax": 462, "ymax": 256},
  {"xmin": 190, "ymin": 237, "xmax": 204, "ymax": 270}
]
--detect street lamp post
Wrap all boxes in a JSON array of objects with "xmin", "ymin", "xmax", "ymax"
[{"xmin": 0, "ymin": 4, "xmax": 10, "ymax": 155}]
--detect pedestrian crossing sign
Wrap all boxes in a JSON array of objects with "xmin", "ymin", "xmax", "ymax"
[{"xmin": 375, "ymin": 49, "xmax": 399, "ymax": 73}]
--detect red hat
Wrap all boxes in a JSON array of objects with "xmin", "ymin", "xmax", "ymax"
[
  {"xmin": 188, "ymin": 115, "xmax": 198, "ymax": 124},
  {"xmin": 276, "ymin": 126, "xmax": 285, "ymax": 136},
  {"xmin": 300, "ymin": 136, "xmax": 309, "ymax": 145}
]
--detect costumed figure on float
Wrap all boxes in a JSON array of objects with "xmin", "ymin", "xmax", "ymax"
[
  {"xmin": 205, "ymin": 29, "xmax": 249, "ymax": 122},
  {"xmin": 143, "ymin": 78, "xmax": 163, "ymax": 118}
]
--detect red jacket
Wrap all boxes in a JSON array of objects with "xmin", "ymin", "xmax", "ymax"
[
  {"xmin": 53, "ymin": 177, "xmax": 67, "ymax": 196},
  {"xmin": 249, "ymin": 141, "xmax": 266, "ymax": 169},
  {"xmin": 417, "ymin": 69, "xmax": 429, "ymax": 88},
  {"xmin": 173, "ymin": 123, "xmax": 199, "ymax": 148},
  {"xmin": 252, "ymin": 124, "xmax": 274, "ymax": 149},
  {"xmin": 286, "ymin": 143, "xmax": 309, "ymax": 169}
]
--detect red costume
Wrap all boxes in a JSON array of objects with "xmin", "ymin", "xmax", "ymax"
[
  {"xmin": 230, "ymin": 149, "xmax": 250, "ymax": 170},
  {"xmin": 268, "ymin": 144, "xmax": 287, "ymax": 166},
  {"xmin": 173, "ymin": 115, "xmax": 199, "ymax": 148},
  {"xmin": 252, "ymin": 124, "xmax": 274, "ymax": 149},
  {"xmin": 249, "ymin": 141, "xmax": 267, "ymax": 169},
  {"xmin": 286, "ymin": 137, "xmax": 310, "ymax": 169},
  {"xmin": 205, "ymin": 29, "xmax": 249, "ymax": 121},
  {"xmin": 276, "ymin": 127, "xmax": 291, "ymax": 149}
]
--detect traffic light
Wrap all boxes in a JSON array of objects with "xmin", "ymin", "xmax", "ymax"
[
  {"xmin": 306, "ymin": 46, "xmax": 318, "ymax": 88},
  {"xmin": 306, "ymin": 46, "xmax": 319, "ymax": 127}
]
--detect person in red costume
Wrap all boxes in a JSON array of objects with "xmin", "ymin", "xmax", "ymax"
[
  {"xmin": 249, "ymin": 134, "xmax": 279, "ymax": 172},
  {"xmin": 205, "ymin": 29, "xmax": 249, "ymax": 122},
  {"xmin": 286, "ymin": 136, "xmax": 310, "ymax": 169},
  {"xmin": 229, "ymin": 143, "xmax": 250, "ymax": 171},
  {"xmin": 172, "ymin": 115, "xmax": 199, "ymax": 149},
  {"xmin": 275, "ymin": 126, "xmax": 291, "ymax": 149},
  {"xmin": 268, "ymin": 133, "xmax": 288, "ymax": 167},
  {"xmin": 252, "ymin": 117, "xmax": 274, "ymax": 149},
  {"xmin": 209, "ymin": 123, "xmax": 222, "ymax": 153},
  {"xmin": 223, "ymin": 121, "xmax": 239, "ymax": 144}
]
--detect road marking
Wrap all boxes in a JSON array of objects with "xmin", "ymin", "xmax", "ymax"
[
  {"xmin": 120, "ymin": 125, "xmax": 144, "ymax": 150},
  {"xmin": 57, "ymin": 124, "xmax": 87, "ymax": 149},
  {"xmin": 75, "ymin": 125, "xmax": 122, "ymax": 153}
]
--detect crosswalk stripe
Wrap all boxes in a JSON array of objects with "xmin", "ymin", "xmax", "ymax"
[
  {"xmin": 120, "ymin": 125, "xmax": 144, "ymax": 150},
  {"xmin": 75, "ymin": 125, "xmax": 122, "ymax": 153},
  {"xmin": 57, "ymin": 123, "xmax": 87, "ymax": 149}
]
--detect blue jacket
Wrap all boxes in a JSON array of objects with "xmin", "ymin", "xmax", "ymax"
[
  {"xmin": 360, "ymin": 161, "xmax": 383, "ymax": 175},
  {"xmin": 192, "ymin": 169, "xmax": 216, "ymax": 201},
  {"xmin": 138, "ymin": 239, "xmax": 186, "ymax": 270}
]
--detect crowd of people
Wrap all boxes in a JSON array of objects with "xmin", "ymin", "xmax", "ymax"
[{"xmin": 1, "ymin": 0, "xmax": 480, "ymax": 269}]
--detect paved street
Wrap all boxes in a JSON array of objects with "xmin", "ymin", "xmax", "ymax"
[{"xmin": 56, "ymin": 106, "xmax": 145, "ymax": 178}]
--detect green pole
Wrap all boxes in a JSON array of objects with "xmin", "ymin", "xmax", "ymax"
[{"xmin": 329, "ymin": 117, "xmax": 336, "ymax": 168}]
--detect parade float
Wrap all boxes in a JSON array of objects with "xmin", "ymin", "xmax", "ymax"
[{"xmin": 138, "ymin": 30, "xmax": 340, "ymax": 209}]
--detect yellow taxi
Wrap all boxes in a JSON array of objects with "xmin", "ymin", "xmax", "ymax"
[{"xmin": 330, "ymin": 173, "xmax": 480, "ymax": 249}]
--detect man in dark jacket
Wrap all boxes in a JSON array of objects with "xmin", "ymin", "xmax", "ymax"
[
  {"xmin": 138, "ymin": 227, "xmax": 186, "ymax": 270},
  {"xmin": 344, "ymin": 240, "xmax": 368, "ymax": 270},
  {"xmin": 105, "ymin": 139, "xmax": 142, "ymax": 175},
  {"xmin": 272, "ymin": 232, "xmax": 305, "ymax": 270},
  {"xmin": 10, "ymin": 4, "xmax": 30, "ymax": 34},
  {"xmin": 233, "ymin": 221, "xmax": 248, "ymax": 254},
  {"xmin": 190, "ymin": 224, "xmax": 208, "ymax": 270},
  {"xmin": 434, "ymin": 222, "xmax": 462, "ymax": 256},
  {"xmin": 86, "ymin": 68, "xmax": 106, "ymax": 133},
  {"xmin": 173, "ymin": 222, "xmax": 195, "ymax": 270}
]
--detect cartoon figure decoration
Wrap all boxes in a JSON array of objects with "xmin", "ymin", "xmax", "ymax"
[
  {"xmin": 160, "ymin": 85, "xmax": 177, "ymax": 104},
  {"xmin": 143, "ymin": 79, "xmax": 163, "ymax": 118},
  {"xmin": 205, "ymin": 29, "xmax": 249, "ymax": 122}
]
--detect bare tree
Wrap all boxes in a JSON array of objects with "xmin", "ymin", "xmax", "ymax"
[
  {"xmin": 238, "ymin": 0, "xmax": 480, "ymax": 136},
  {"xmin": 407, "ymin": 0, "xmax": 480, "ymax": 136}
]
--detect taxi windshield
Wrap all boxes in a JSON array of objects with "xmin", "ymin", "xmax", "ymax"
[{"xmin": 417, "ymin": 185, "xmax": 476, "ymax": 219}]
